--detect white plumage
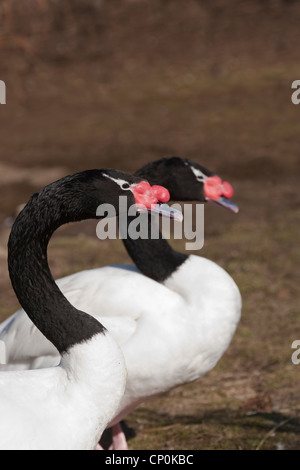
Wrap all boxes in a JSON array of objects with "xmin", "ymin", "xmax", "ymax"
[
  {"xmin": 0, "ymin": 158, "xmax": 242, "ymax": 449},
  {"xmin": 0, "ymin": 335, "xmax": 126, "ymax": 450},
  {"xmin": 0, "ymin": 168, "xmax": 175, "ymax": 449},
  {"xmin": 0, "ymin": 256, "xmax": 241, "ymax": 430}
]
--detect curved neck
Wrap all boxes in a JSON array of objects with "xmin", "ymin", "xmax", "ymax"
[
  {"xmin": 123, "ymin": 159, "xmax": 191, "ymax": 282},
  {"xmin": 121, "ymin": 215, "xmax": 188, "ymax": 283},
  {"xmin": 130, "ymin": 160, "xmax": 190, "ymax": 282},
  {"xmin": 7, "ymin": 172, "xmax": 106, "ymax": 355}
]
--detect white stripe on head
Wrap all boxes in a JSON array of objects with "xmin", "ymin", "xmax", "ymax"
[
  {"xmin": 102, "ymin": 173, "xmax": 133, "ymax": 191},
  {"xmin": 190, "ymin": 166, "xmax": 208, "ymax": 182}
]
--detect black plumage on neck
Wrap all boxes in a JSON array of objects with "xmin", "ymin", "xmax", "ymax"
[
  {"xmin": 7, "ymin": 170, "xmax": 136, "ymax": 355},
  {"xmin": 122, "ymin": 156, "xmax": 211, "ymax": 283},
  {"xmin": 122, "ymin": 214, "xmax": 188, "ymax": 283}
]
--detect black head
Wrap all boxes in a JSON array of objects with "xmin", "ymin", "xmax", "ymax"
[
  {"xmin": 7, "ymin": 168, "xmax": 179, "ymax": 355},
  {"xmin": 63, "ymin": 168, "xmax": 150, "ymax": 218},
  {"xmin": 135, "ymin": 157, "xmax": 239, "ymax": 212},
  {"xmin": 30, "ymin": 168, "xmax": 176, "ymax": 226}
]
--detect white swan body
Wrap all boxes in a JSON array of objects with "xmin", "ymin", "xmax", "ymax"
[
  {"xmin": 0, "ymin": 335, "xmax": 125, "ymax": 450},
  {"xmin": 0, "ymin": 168, "xmax": 174, "ymax": 449},
  {"xmin": 0, "ymin": 158, "xmax": 241, "ymax": 449},
  {"xmin": 0, "ymin": 255, "xmax": 241, "ymax": 428}
]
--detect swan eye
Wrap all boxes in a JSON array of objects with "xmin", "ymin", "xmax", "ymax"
[
  {"xmin": 121, "ymin": 183, "xmax": 130, "ymax": 190},
  {"xmin": 190, "ymin": 165, "xmax": 208, "ymax": 183}
]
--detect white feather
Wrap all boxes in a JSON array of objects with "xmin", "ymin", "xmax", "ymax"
[
  {"xmin": 0, "ymin": 333, "xmax": 126, "ymax": 450},
  {"xmin": 0, "ymin": 255, "xmax": 241, "ymax": 429}
]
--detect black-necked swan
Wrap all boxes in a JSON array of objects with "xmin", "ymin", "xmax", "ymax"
[
  {"xmin": 0, "ymin": 168, "xmax": 177, "ymax": 450},
  {"xmin": 0, "ymin": 157, "xmax": 241, "ymax": 450}
]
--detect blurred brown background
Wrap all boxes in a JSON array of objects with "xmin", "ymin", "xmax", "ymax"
[{"xmin": 0, "ymin": 0, "xmax": 299, "ymax": 449}]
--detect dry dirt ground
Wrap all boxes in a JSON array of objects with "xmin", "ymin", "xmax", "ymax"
[{"xmin": 0, "ymin": 0, "xmax": 299, "ymax": 450}]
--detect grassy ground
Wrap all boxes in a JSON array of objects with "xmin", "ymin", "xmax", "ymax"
[{"xmin": 0, "ymin": 0, "xmax": 299, "ymax": 450}]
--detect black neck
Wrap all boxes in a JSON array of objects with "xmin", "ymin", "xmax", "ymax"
[
  {"xmin": 121, "ymin": 214, "xmax": 187, "ymax": 283},
  {"xmin": 129, "ymin": 159, "xmax": 191, "ymax": 282},
  {"xmin": 8, "ymin": 172, "xmax": 106, "ymax": 355}
]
